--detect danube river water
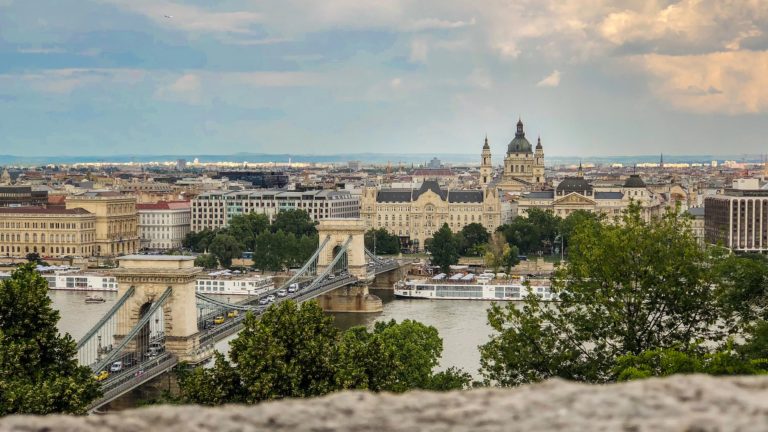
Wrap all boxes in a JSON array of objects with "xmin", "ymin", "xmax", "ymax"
[{"xmin": 50, "ymin": 288, "xmax": 500, "ymax": 378}]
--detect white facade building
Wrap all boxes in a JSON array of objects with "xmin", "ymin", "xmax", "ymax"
[
  {"xmin": 137, "ymin": 201, "xmax": 191, "ymax": 250},
  {"xmin": 191, "ymin": 189, "xmax": 360, "ymax": 232}
]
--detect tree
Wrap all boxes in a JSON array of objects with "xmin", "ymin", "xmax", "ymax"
[
  {"xmin": 559, "ymin": 210, "xmax": 600, "ymax": 252},
  {"xmin": 194, "ymin": 254, "xmax": 218, "ymax": 269},
  {"xmin": 459, "ymin": 223, "xmax": 490, "ymax": 256},
  {"xmin": 229, "ymin": 301, "xmax": 340, "ymax": 402},
  {"xmin": 183, "ymin": 228, "xmax": 219, "ymax": 253},
  {"xmin": 0, "ymin": 264, "xmax": 101, "ymax": 414},
  {"xmin": 228, "ymin": 213, "xmax": 270, "ymax": 251},
  {"xmin": 178, "ymin": 301, "xmax": 469, "ymax": 405},
  {"xmin": 484, "ymin": 232, "xmax": 520, "ymax": 273},
  {"xmin": 337, "ymin": 320, "xmax": 446, "ymax": 392},
  {"xmin": 480, "ymin": 204, "xmax": 736, "ymax": 386},
  {"xmin": 209, "ymin": 234, "xmax": 244, "ymax": 268},
  {"xmin": 178, "ymin": 352, "xmax": 245, "ymax": 405},
  {"xmin": 427, "ymin": 224, "xmax": 460, "ymax": 273},
  {"xmin": 614, "ymin": 342, "xmax": 768, "ymax": 381},
  {"xmin": 364, "ymin": 228, "xmax": 400, "ymax": 255},
  {"xmin": 25, "ymin": 252, "xmax": 42, "ymax": 264},
  {"xmin": 272, "ymin": 209, "xmax": 317, "ymax": 237}
]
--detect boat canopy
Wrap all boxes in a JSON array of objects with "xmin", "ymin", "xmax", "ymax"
[
  {"xmin": 449, "ymin": 274, "xmax": 464, "ymax": 281},
  {"xmin": 432, "ymin": 273, "xmax": 447, "ymax": 280},
  {"xmin": 461, "ymin": 274, "xmax": 475, "ymax": 281}
]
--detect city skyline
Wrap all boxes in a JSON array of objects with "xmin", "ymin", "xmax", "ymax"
[{"xmin": 1, "ymin": 1, "xmax": 767, "ymax": 157}]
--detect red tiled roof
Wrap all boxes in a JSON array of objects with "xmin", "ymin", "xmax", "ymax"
[
  {"xmin": 47, "ymin": 195, "xmax": 67, "ymax": 205},
  {"xmin": 412, "ymin": 169, "xmax": 454, "ymax": 176},
  {"xmin": 136, "ymin": 200, "xmax": 190, "ymax": 210}
]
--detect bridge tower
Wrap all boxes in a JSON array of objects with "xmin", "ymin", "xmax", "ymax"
[
  {"xmin": 317, "ymin": 218, "xmax": 367, "ymax": 278},
  {"xmin": 110, "ymin": 255, "xmax": 205, "ymax": 364}
]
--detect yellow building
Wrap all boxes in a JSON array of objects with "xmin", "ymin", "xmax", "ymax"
[
  {"xmin": 65, "ymin": 191, "xmax": 139, "ymax": 256},
  {"xmin": 361, "ymin": 181, "xmax": 501, "ymax": 251},
  {"xmin": 0, "ymin": 207, "xmax": 96, "ymax": 258}
]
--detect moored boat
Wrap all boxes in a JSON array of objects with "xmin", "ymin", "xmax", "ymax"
[
  {"xmin": 394, "ymin": 273, "xmax": 555, "ymax": 301},
  {"xmin": 84, "ymin": 295, "xmax": 106, "ymax": 303}
]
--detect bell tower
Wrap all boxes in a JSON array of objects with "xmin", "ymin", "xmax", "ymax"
[
  {"xmin": 534, "ymin": 136, "xmax": 545, "ymax": 184},
  {"xmin": 480, "ymin": 135, "xmax": 493, "ymax": 187}
]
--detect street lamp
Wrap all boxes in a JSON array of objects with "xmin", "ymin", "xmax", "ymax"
[{"xmin": 554, "ymin": 234, "xmax": 564, "ymax": 264}]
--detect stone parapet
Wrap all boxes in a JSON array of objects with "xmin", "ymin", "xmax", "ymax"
[{"xmin": 4, "ymin": 375, "xmax": 768, "ymax": 431}]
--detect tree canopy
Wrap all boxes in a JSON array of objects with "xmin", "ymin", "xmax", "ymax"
[
  {"xmin": 480, "ymin": 204, "xmax": 740, "ymax": 386},
  {"xmin": 427, "ymin": 224, "xmax": 460, "ymax": 273},
  {"xmin": 364, "ymin": 228, "xmax": 401, "ymax": 255},
  {"xmin": 178, "ymin": 300, "xmax": 469, "ymax": 405},
  {"xmin": 272, "ymin": 209, "xmax": 317, "ymax": 237},
  {"xmin": 0, "ymin": 264, "xmax": 101, "ymax": 415},
  {"xmin": 209, "ymin": 234, "xmax": 244, "ymax": 268},
  {"xmin": 458, "ymin": 223, "xmax": 490, "ymax": 256}
]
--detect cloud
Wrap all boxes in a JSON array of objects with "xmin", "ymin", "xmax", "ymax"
[
  {"xmin": 404, "ymin": 17, "xmax": 476, "ymax": 32},
  {"xmin": 637, "ymin": 50, "xmax": 768, "ymax": 114},
  {"xmin": 409, "ymin": 39, "xmax": 429, "ymax": 63},
  {"xmin": 103, "ymin": 0, "xmax": 261, "ymax": 34},
  {"xmin": 154, "ymin": 73, "xmax": 202, "ymax": 104},
  {"xmin": 536, "ymin": 70, "xmax": 561, "ymax": 87},
  {"xmin": 5, "ymin": 68, "xmax": 146, "ymax": 94}
]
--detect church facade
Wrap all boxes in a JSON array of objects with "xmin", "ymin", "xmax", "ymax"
[{"xmin": 485, "ymin": 119, "xmax": 546, "ymax": 192}]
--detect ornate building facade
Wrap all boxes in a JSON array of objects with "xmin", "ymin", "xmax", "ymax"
[
  {"xmin": 517, "ymin": 174, "xmax": 663, "ymax": 221},
  {"xmin": 65, "ymin": 191, "xmax": 139, "ymax": 256},
  {"xmin": 0, "ymin": 207, "xmax": 97, "ymax": 258},
  {"xmin": 496, "ymin": 119, "xmax": 546, "ymax": 192},
  {"xmin": 360, "ymin": 181, "xmax": 501, "ymax": 251}
]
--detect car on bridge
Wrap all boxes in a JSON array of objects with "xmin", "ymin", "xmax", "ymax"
[
  {"xmin": 277, "ymin": 289, "xmax": 287, "ymax": 297},
  {"xmin": 266, "ymin": 294, "xmax": 276, "ymax": 302},
  {"xmin": 213, "ymin": 315, "xmax": 226, "ymax": 325},
  {"xmin": 227, "ymin": 310, "xmax": 239, "ymax": 318},
  {"xmin": 288, "ymin": 283, "xmax": 299, "ymax": 293},
  {"xmin": 258, "ymin": 297, "xmax": 269, "ymax": 305},
  {"xmin": 110, "ymin": 361, "xmax": 123, "ymax": 373},
  {"xmin": 94, "ymin": 370, "xmax": 109, "ymax": 381}
]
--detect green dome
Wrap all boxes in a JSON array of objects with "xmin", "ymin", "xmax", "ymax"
[{"xmin": 507, "ymin": 118, "xmax": 532, "ymax": 154}]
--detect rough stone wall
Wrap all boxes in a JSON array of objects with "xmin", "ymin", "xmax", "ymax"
[{"xmin": 3, "ymin": 375, "xmax": 768, "ymax": 431}]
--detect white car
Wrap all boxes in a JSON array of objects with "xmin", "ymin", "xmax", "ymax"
[
  {"xmin": 110, "ymin": 361, "xmax": 123, "ymax": 372},
  {"xmin": 266, "ymin": 294, "xmax": 276, "ymax": 302},
  {"xmin": 277, "ymin": 289, "xmax": 288, "ymax": 297},
  {"xmin": 258, "ymin": 297, "xmax": 269, "ymax": 305}
]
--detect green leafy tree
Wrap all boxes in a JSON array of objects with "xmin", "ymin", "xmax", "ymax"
[
  {"xmin": 178, "ymin": 352, "xmax": 245, "ymax": 405},
  {"xmin": 480, "ymin": 204, "xmax": 735, "ymax": 386},
  {"xmin": 560, "ymin": 210, "xmax": 600, "ymax": 252},
  {"xmin": 459, "ymin": 223, "xmax": 490, "ymax": 256},
  {"xmin": 253, "ymin": 231, "xmax": 284, "ymax": 272},
  {"xmin": 209, "ymin": 234, "xmax": 244, "ymax": 268},
  {"xmin": 364, "ymin": 228, "xmax": 401, "ymax": 255},
  {"xmin": 614, "ymin": 342, "xmax": 768, "ymax": 381},
  {"xmin": 714, "ymin": 253, "xmax": 768, "ymax": 323},
  {"xmin": 178, "ymin": 301, "xmax": 468, "ymax": 405},
  {"xmin": 0, "ymin": 264, "xmax": 101, "ymax": 415},
  {"xmin": 228, "ymin": 213, "xmax": 270, "ymax": 251},
  {"xmin": 427, "ymin": 224, "xmax": 460, "ymax": 273},
  {"xmin": 194, "ymin": 254, "xmax": 218, "ymax": 269},
  {"xmin": 183, "ymin": 228, "xmax": 219, "ymax": 253},
  {"xmin": 272, "ymin": 209, "xmax": 317, "ymax": 237},
  {"xmin": 229, "ymin": 301, "xmax": 340, "ymax": 402},
  {"xmin": 337, "ymin": 320, "xmax": 447, "ymax": 392}
]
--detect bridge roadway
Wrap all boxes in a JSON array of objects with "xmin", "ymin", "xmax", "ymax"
[{"xmin": 88, "ymin": 260, "xmax": 403, "ymax": 411}]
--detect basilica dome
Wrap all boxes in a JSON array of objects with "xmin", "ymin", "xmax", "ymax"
[{"xmin": 507, "ymin": 118, "xmax": 532, "ymax": 154}]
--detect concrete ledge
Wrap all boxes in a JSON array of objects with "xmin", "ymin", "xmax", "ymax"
[{"xmin": 4, "ymin": 375, "xmax": 768, "ymax": 431}]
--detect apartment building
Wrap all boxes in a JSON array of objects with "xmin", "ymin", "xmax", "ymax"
[
  {"xmin": 191, "ymin": 189, "xmax": 359, "ymax": 231},
  {"xmin": 0, "ymin": 207, "xmax": 96, "ymax": 258},
  {"xmin": 137, "ymin": 201, "xmax": 191, "ymax": 250}
]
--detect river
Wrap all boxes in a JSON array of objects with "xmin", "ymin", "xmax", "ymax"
[{"xmin": 50, "ymin": 288, "xmax": 498, "ymax": 378}]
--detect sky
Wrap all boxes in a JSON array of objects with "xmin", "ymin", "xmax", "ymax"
[{"xmin": 0, "ymin": 0, "xmax": 767, "ymax": 158}]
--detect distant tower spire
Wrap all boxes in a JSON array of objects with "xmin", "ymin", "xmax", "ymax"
[
  {"xmin": 577, "ymin": 160, "xmax": 584, "ymax": 178},
  {"xmin": 516, "ymin": 117, "xmax": 525, "ymax": 138},
  {"xmin": 483, "ymin": 134, "xmax": 490, "ymax": 150},
  {"xmin": 660, "ymin": 153, "xmax": 664, "ymax": 168}
]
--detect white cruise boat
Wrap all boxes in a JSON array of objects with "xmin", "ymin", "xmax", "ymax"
[
  {"xmin": 394, "ymin": 272, "xmax": 556, "ymax": 301},
  {"xmin": 194, "ymin": 270, "xmax": 274, "ymax": 296}
]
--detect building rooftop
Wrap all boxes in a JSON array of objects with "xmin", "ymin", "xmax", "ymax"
[{"xmin": 0, "ymin": 207, "xmax": 92, "ymax": 215}]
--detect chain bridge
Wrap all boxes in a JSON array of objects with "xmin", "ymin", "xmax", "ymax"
[{"xmin": 75, "ymin": 219, "xmax": 406, "ymax": 411}]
